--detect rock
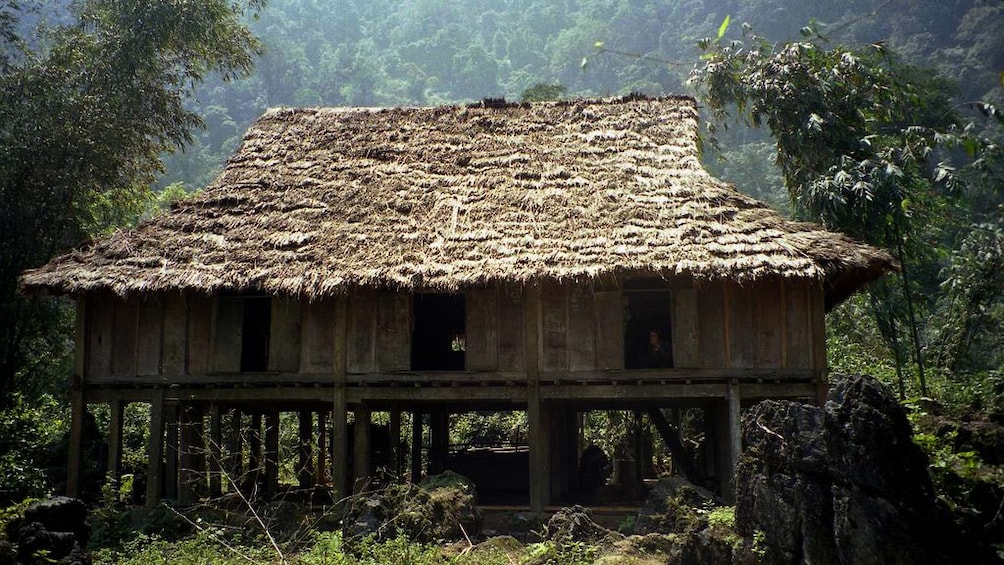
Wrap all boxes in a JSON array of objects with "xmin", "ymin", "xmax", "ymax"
[
  {"xmin": 22, "ymin": 497, "xmax": 90, "ymax": 547},
  {"xmin": 735, "ymin": 374, "xmax": 988, "ymax": 565},
  {"xmin": 8, "ymin": 497, "xmax": 91, "ymax": 565},
  {"xmin": 0, "ymin": 541, "xmax": 13, "ymax": 565},
  {"xmin": 341, "ymin": 473, "xmax": 481, "ymax": 545},
  {"xmin": 544, "ymin": 505, "xmax": 623, "ymax": 545},
  {"xmin": 634, "ymin": 476, "xmax": 722, "ymax": 535}
]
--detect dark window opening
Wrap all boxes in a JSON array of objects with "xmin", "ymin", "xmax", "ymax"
[
  {"xmin": 411, "ymin": 293, "xmax": 465, "ymax": 370},
  {"xmin": 240, "ymin": 297, "xmax": 271, "ymax": 372},
  {"xmin": 624, "ymin": 290, "xmax": 673, "ymax": 369}
]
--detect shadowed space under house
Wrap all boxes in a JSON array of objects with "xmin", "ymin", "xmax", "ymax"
[{"xmin": 21, "ymin": 95, "xmax": 895, "ymax": 511}]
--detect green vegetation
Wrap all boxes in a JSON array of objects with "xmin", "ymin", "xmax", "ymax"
[{"xmin": 2, "ymin": 0, "xmax": 1003, "ymax": 562}]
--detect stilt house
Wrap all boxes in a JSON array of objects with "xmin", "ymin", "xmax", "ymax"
[{"xmin": 22, "ymin": 96, "xmax": 893, "ymax": 510}]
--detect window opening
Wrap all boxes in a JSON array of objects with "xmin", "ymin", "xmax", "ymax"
[
  {"xmin": 624, "ymin": 290, "xmax": 673, "ymax": 369},
  {"xmin": 411, "ymin": 293, "xmax": 465, "ymax": 370},
  {"xmin": 240, "ymin": 297, "xmax": 271, "ymax": 372}
]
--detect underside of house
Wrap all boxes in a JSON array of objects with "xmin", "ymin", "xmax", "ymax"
[{"xmin": 21, "ymin": 95, "xmax": 893, "ymax": 511}]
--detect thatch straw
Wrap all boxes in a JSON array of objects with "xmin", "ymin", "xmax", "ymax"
[{"xmin": 21, "ymin": 96, "xmax": 894, "ymax": 305}]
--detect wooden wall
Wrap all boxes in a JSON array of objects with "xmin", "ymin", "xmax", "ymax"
[{"xmin": 78, "ymin": 276, "xmax": 825, "ymax": 383}]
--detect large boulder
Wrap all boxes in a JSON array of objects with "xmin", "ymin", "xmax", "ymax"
[
  {"xmin": 736, "ymin": 374, "xmax": 988, "ymax": 564},
  {"xmin": 5, "ymin": 497, "xmax": 91, "ymax": 565}
]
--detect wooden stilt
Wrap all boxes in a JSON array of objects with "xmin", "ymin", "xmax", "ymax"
[
  {"xmin": 106, "ymin": 400, "xmax": 125, "ymax": 497},
  {"xmin": 410, "ymin": 411, "xmax": 423, "ymax": 483},
  {"xmin": 332, "ymin": 295, "xmax": 349, "ymax": 499},
  {"xmin": 264, "ymin": 410, "xmax": 280, "ymax": 496},
  {"xmin": 164, "ymin": 402, "xmax": 179, "ymax": 500},
  {"xmin": 317, "ymin": 410, "xmax": 328, "ymax": 486},
  {"xmin": 248, "ymin": 412, "xmax": 263, "ymax": 496},
  {"xmin": 353, "ymin": 404, "xmax": 371, "ymax": 492},
  {"xmin": 726, "ymin": 380, "xmax": 742, "ymax": 501},
  {"xmin": 145, "ymin": 390, "xmax": 166, "ymax": 508},
  {"xmin": 209, "ymin": 405, "xmax": 222, "ymax": 497},
  {"xmin": 298, "ymin": 409, "xmax": 314, "ymax": 488},
  {"xmin": 429, "ymin": 409, "xmax": 447, "ymax": 475},
  {"xmin": 525, "ymin": 285, "xmax": 548, "ymax": 513},
  {"xmin": 332, "ymin": 393, "xmax": 348, "ymax": 498},
  {"xmin": 178, "ymin": 404, "xmax": 198, "ymax": 504},
  {"xmin": 226, "ymin": 408, "xmax": 242, "ymax": 492},
  {"xmin": 528, "ymin": 391, "xmax": 549, "ymax": 512},
  {"xmin": 66, "ymin": 389, "xmax": 85, "ymax": 498},
  {"xmin": 389, "ymin": 406, "xmax": 401, "ymax": 480}
]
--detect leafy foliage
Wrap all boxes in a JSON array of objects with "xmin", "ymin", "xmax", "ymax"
[{"xmin": 0, "ymin": 0, "xmax": 263, "ymax": 409}]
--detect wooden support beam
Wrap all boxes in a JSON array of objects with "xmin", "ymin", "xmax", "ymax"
[
  {"xmin": 646, "ymin": 408, "xmax": 703, "ymax": 485},
  {"xmin": 178, "ymin": 403, "xmax": 204, "ymax": 504},
  {"xmin": 317, "ymin": 410, "xmax": 328, "ymax": 486},
  {"xmin": 298, "ymin": 409, "xmax": 314, "ymax": 489},
  {"xmin": 247, "ymin": 412, "xmax": 262, "ymax": 497},
  {"xmin": 106, "ymin": 400, "xmax": 125, "ymax": 495},
  {"xmin": 209, "ymin": 405, "xmax": 222, "ymax": 497},
  {"xmin": 728, "ymin": 380, "xmax": 742, "ymax": 478},
  {"xmin": 353, "ymin": 404, "xmax": 372, "ymax": 493},
  {"xmin": 525, "ymin": 284, "xmax": 549, "ymax": 513},
  {"xmin": 164, "ymin": 403, "xmax": 179, "ymax": 500},
  {"xmin": 264, "ymin": 410, "xmax": 280, "ymax": 496},
  {"xmin": 429, "ymin": 409, "xmax": 447, "ymax": 476},
  {"xmin": 66, "ymin": 388, "xmax": 85, "ymax": 498},
  {"xmin": 332, "ymin": 296, "xmax": 349, "ymax": 499},
  {"xmin": 411, "ymin": 411, "xmax": 423, "ymax": 483},
  {"xmin": 226, "ymin": 408, "xmax": 242, "ymax": 493},
  {"xmin": 389, "ymin": 406, "xmax": 401, "ymax": 480},
  {"xmin": 145, "ymin": 390, "xmax": 165, "ymax": 507}
]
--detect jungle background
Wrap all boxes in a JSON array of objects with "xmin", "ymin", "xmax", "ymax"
[{"xmin": 1, "ymin": 0, "xmax": 1002, "ymax": 562}]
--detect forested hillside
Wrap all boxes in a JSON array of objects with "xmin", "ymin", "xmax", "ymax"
[{"xmin": 157, "ymin": 0, "xmax": 1003, "ymax": 192}]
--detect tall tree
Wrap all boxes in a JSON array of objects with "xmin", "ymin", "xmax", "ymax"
[
  {"xmin": 690, "ymin": 25, "xmax": 967, "ymax": 396},
  {"xmin": 0, "ymin": 0, "xmax": 264, "ymax": 407}
]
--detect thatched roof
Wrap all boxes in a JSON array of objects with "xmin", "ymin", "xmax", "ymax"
[{"xmin": 21, "ymin": 96, "xmax": 893, "ymax": 306}]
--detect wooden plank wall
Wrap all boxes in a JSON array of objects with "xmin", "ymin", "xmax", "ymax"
[
  {"xmin": 697, "ymin": 281, "xmax": 727, "ymax": 369},
  {"xmin": 497, "ymin": 284, "xmax": 525, "ymax": 372},
  {"xmin": 593, "ymin": 290, "xmax": 623, "ymax": 370},
  {"xmin": 111, "ymin": 300, "xmax": 138, "ymax": 377},
  {"xmin": 540, "ymin": 282, "xmax": 569, "ymax": 373},
  {"xmin": 77, "ymin": 277, "xmax": 826, "ymax": 381},
  {"xmin": 161, "ymin": 294, "xmax": 186, "ymax": 376},
  {"xmin": 671, "ymin": 287, "xmax": 699, "ymax": 368},
  {"xmin": 269, "ymin": 298, "xmax": 302, "ymax": 373},
  {"xmin": 784, "ymin": 279, "xmax": 812, "ymax": 369},
  {"xmin": 85, "ymin": 294, "xmax": 113, "ymax": 380},
  {"xmin": 300, "ymin": 300, "xmax": 335, "ymax": 373},
  {"xmin": 210, "ymin": 297, "xmax": 242, "ymax": 373},
  {"xmin": 567, "ymin": 284, "xmax": 597, "ymax": 371},
  {"xmin": 136, "ymin": 298, "xmax": 163, "ymax": 377},
  {"xmin": 377, "ymin": 292, "xmax": 411, "ymax": 372},
  {"xmin": 187, "ymin": 295, "xmax": 212, "ymax": 375},
  {"xmin": 754, "ymin": 280, "xmax": 783, "ymax": 369},
  {"xmin": 346, "ymin": 291, "xmax": 377, "ymax": 374},
  {"xmin": 465, "ymin": 288, "xmax": 498, "ymax": 371}
]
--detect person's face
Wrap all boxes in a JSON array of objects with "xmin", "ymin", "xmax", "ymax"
[{"xmin": 649, "ymin": 331, "xmax": 659, "ymax": 347}]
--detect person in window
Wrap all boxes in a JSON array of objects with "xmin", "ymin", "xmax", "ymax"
[{"xmin": 645, "ymin": 329, "xmax": 672, "ymax": 368}]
